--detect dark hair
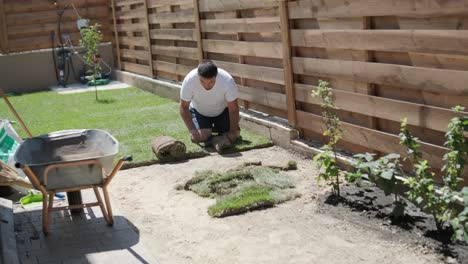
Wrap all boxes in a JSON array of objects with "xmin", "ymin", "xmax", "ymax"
[{"xmin": 197, "ymin": 61, "xmax": 218, "ymax": 79}]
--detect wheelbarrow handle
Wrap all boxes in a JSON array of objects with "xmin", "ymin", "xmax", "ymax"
[{"xmin": 104, "ymin": 155, "xmax": 132, "ymax": 187}]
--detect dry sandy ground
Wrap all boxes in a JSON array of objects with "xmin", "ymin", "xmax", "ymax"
[{"xmin": 109, "ymin": 146, "xmax": 443, "ymax": 264}]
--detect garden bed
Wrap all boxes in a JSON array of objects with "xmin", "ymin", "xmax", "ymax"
[{"xmin": 317, "ymin": 183, "xmax": 468, "ymax": 263}]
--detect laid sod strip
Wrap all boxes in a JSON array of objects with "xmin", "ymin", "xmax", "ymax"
[
  {"xmin": 0, "ymin": 88, "xmax": 271, "ymax": 164},
  {"xmin": 185, "ymin": 163, "xmax": 300, "ymax": 217},
  {"xmin": 208, "ymin": 186, "xmax": 275, "ymax": 217}
]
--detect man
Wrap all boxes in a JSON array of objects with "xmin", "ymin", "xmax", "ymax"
[{"xmin": 179, "ymin": 61, "xmax": 241, "ymax": 146}]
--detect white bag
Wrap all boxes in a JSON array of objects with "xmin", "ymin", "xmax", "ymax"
[
  {"xmin": 0, "ymin": 120, "xmax": 31, "ymax": 192},
  {"xmin": 0, "ymin": 119, "xmax": 22, "ymax": 165}
]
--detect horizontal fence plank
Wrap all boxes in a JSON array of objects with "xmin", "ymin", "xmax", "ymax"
[
  {"xmin": 238, "ymin": 85, "xmax": 287, "ymax": 111},
  {"xmin": 6, "ymin": 6, "xmax": 109, "ymax": 26},
  {"xmin": 4, "ymin": 0, "xmax": 108, "ymax": 13},
  {"xmin": 148, "ymin": 10, "xmax": 194, "ymax": 24},
  {"xmin": 7, "ymin": 32, "xmax": 72, "ymax": 51},
  {"xmin": 292, "ymin": 57, "xmax": 468, "ymax": 96},
  {"xmin": 146, "ymin": 0, "xmax": 192, "ymax": 8},
  {"xmin": 199, "ymin": 0, "xmax": 279, "ymax": 12},
  {"xmin": 8, "ymin": 21, "xmax": 80, "ymax": 38},
  {"xmin": 116, "ymin": 23, "xmax": 148, "ymax": 33},
  {"xmin": 294, "ymin": 83, "xmax": 464, "ymax": 133},
  {"xmin": 154, "ymin": 60, "xmax": 193, "ymax": 76},
  {"xmin": 212, "ymin": 60, "xmax": 285, "ymax": 85},
  {"xmin": 296, "ymin": 110, "xmax": 448, "ymax": 170},
  {"xmin": 203, "ymin": 39, "xmax": 283, "ymax": 59},
  {"xmin": 121, "ymin": 61, "xmax": 151, "ymax": 76},
  {"xmin": 288, "ymin": 0, "xmax": 468, "ymax": 19},
  {"xmin": 152, "ymin": 45, "xmax": 198, "ymax": 60},
  {"xmin": 120, "ymin": 49, "xmax": 149, "ymax": 60},
  {"xmin": 118, "ymin": 36, "xmax": 147, "ymax": 46},
  {"xmin": 150, "ymin": 29, "xmax": 195, "ymax": 41},
  {"xmin": 201, "ymin": 17, "xmax": 280, "ymax": 33},
  {"xmin": 291, "ymin": 30, "xmax": 468, "ymax": 56},
  {"xmin": 116, "ymin": 9, "xmax": 147, "ymax": 20},
  {"xmin": 115, "ymin": 0, "xmax": 144, "ymax": 7}
]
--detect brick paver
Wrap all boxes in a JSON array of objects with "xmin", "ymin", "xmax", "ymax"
[{"xmin": 14, "ymin": 190, "xmax": 157, "ymax": 264}]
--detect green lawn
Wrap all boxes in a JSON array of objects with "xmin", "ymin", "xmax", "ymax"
[{"xmin": 0, "ymin": 88, "xmax": 271, "ymax": 164}]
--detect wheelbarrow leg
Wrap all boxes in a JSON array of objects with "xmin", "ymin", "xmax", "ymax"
[
  {"xmin": 42, "ymin": 191, "xmax": 50, "ymax": 235},
  {"xmin": 102, "ymin": 186, "xmax": 114, "ymax": 226},
  {"xmin": 100, "ymin": 156, "xmax": 132, "ymax": 226},
  {"xmin": 21, "ymin": 165, "xmax": 51, "ymax": 235},
  {"xmin": 93, "ymin": 186, "xmax": 110, "ymax": 224}
]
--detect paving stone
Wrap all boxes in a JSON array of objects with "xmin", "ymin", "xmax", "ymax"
[{"xmin": 15, "ymin": 203, "xmax": 158, "ymax": 263}]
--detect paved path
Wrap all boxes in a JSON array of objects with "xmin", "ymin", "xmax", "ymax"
[
  {"xmin": 50, "ymin": 81, "xmax": 130, "ymax": 94},
  {"xmin": 14, "ymin": 190, "xmax": 157, "ymax": 264}
]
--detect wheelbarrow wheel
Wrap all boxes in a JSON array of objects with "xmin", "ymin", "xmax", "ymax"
[{"xmin": 67, "ymin": 191, "xmax": 83, "ymax": 214}]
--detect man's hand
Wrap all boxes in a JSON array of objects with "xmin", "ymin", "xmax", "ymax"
[
  {"xmin": 226, "ymin": 129, "xmax": 241, "ymax": 143},
  {"xmin": 190, "ymin": 129, "xmax": 202, "ymax": 143}
]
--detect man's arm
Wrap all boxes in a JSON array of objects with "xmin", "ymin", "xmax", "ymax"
[
  {"xmin": 179, "ymin": 100, "xmax": 201, "ymax": 142},
  {"xmin": 227, "ymin": 99, "xmax": 240, "ymax": 142}
]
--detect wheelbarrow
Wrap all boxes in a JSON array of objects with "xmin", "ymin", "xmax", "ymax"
[{"xmin": 14, "ymin": 129, "xmax": 131, "ymax": 235}]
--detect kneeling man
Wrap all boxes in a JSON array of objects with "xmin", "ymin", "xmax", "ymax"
[{"xmin": 179, "ymin": 61, "xmax": 241, "ymax": 148}]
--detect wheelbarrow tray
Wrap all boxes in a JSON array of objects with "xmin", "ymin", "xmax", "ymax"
[{"xmin": 14, "ymin": 129, "xmax": 118, "ymax": 190}]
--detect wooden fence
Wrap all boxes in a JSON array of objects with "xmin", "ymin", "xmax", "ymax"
[
  {"xmin": 1, "ymin": 0, "xmax": 467, "ymax": 178},
  {"xmin": 0, "ymin": 0, "xmax": 111, "ymax": 53},
  {"xmin": 110, "ymin": 0, "xmax": 468, "ymax": 176}
]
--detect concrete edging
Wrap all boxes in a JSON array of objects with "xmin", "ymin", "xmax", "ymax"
[{"xmin": 0, "ymin": 198, "xmax": 19, "ymax": 264}]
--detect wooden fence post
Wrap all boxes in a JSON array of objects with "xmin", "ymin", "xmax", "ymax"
[
  {"xmin": 0, "ymin": 0, "xmax": 8, "ymax": 54},
  {"xmin": 279, "ymin": 0, "xmax": 297, "ymax": 126},
  {"xmin": 193, "ymin": 0, "xmax": 204, "ymax": 64},
  {"xmin": 143, "ymin": 0, "xmax": 154, "ymax": 78},
  {"xmin": 110, "ymin": 0, "xmax": 121, "ymax": 70}
]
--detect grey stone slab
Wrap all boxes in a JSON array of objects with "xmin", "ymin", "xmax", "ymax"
[
  {"xmin": 14, "ymin": 206, "xmax": 158, "ymax": 264},
  {"xmin": 0, "ymin": 198, "xmax": 19, "ymax": 264}
]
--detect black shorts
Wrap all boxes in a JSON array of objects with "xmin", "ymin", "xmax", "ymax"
[{"xmin": 190, "ymin": 107, "xmax": 230, "ymax": 134}]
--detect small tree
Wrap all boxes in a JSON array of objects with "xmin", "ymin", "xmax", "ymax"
[
  {"xmin": 312, "ymin": 80, "xmax": 343, "ymax": 196},
  {"xmin": 79, "ymin": 23, "xmax": 103, "ymax": 101}
]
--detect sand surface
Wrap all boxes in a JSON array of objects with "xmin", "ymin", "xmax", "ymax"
[{"xmin": 109, "ymin": 147, "xmax": 442, "ymax": 264}]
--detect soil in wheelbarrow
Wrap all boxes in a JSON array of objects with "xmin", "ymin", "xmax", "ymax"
[
  {"xmin": 316, "ymin": 182, "xmax": 468, "ymax": 264},
  {"xmin": 109, "ymin": 147, "xmax": 450, "ymax": 264}
]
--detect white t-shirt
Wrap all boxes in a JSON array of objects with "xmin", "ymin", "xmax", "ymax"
[{"xmin": 180, "ymin": 68, "xmax": 239, "ymax": 117}]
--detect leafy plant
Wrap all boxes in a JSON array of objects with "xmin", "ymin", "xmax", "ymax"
[
  {"xmin": 442, "ymin": 106, "xmax": 468, "ymax": 191},
  {"xmin": 286, "ymin": 160, "xmax": 298, "ymax": 171},
  {"xmin": 400, "ymin": 118, "xmax": 451, "ymax": 232},
  {"xmin": 443, "ymin": 106, "xmax": 468, "ymax": 241},
  {"xmin": 313, "ymin": 151, "xmax": 340, "ymax": 196},
  {"xmin": 79, "ymin": 23, "xmax": 103, "ymax": 101},
  {"xmin": 451, "ymin": 187, "xmax": 468, "ymax": 242},
  {"xmin": 311, "ymin": 80, "xmax": 343, "ymax": 196},
  {"xmin": 344, "ymin": 106, "xmax": 467, "ymax": 239},
  {"xmin": 346, "ymin": 153, "xmax": 406, "ymax": 219}
]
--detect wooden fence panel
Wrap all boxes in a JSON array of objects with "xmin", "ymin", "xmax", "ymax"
[
  {"xmin": 114, "ymin": 0, "xmax": 152, "ymax": 77},
  {"xmin": 287, "ymin": 0, "xmax": 468, "ymax": 175},
  {"xmin": 200, "ymin": 1, "xmax": 288, "ymax": 117},
  {"xmin": 3, "ymin": 0, "xmax": 111, "ymax": 53},
  {"xmin": 0, "ymin": 0, "xmax": 6, "ymax": 54},
  {"xmin": 147, "ymin": 1, "xmax": 198, "ymax": 81}
]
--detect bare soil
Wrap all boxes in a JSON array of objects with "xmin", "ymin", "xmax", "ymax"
[{"xmin": 109, "ymin": 146, "xmax": 455, "ymax": 264}]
